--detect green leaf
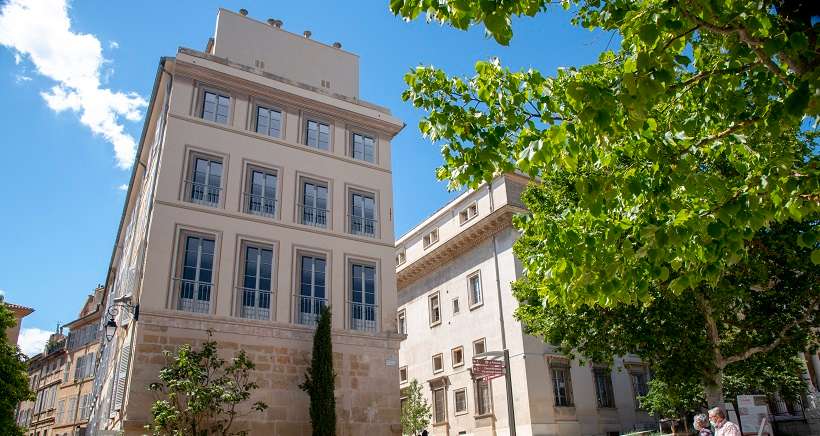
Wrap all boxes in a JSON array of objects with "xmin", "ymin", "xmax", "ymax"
[{"xmin": 811, "ymin": 250, "xmax": 820, "ymax": 265}]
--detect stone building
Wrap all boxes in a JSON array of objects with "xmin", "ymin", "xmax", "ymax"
[
  {"xmin": 18, "ymin": 330, "xmax": 66, "ymax": 436},
  {"xmin": 89, "ymin": 8, "xmax": 404, "ymax": 435},
  {"xmin": 2, "ymin": 295, "xmax": 34, "ymax": 347},
  {"xmin": 396, "ymin": 174, "xmax": 657, "ymax": 436}
]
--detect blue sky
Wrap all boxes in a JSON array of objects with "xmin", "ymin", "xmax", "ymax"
[{"xmin": 0, "ymin": 0, "xmax": 607, "ymax": 354}]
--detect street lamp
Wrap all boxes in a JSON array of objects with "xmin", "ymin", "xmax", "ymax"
[{"xmin": 104, "ymin": 294, "xmax": 139, "ymax": 342}]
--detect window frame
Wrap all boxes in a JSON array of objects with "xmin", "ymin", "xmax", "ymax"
[
  {"xmin": 297, "ymin": 175, "xmax": 332, "ymax": 229},
  {"xmin": 629, "ymin": 366, "xmax": 650, "ymax": 410},
  {"xmin": 432, "ymin": 353, "xmax": 444, "ymax": 373},
  {"xmin": 428, "ymin": 292, "xmax": 441, "ymax": 327},
  {"xmin": 349, "ymin": 130, "xmax": 377, "ymax": 164},
  {"xmin": 397, "ymin": 309, "xmax": 406, "ymax": 335},
  {"xmin": 242, "ymin": 163, "xmax": 280, "ymax": 220},
  {"xmin": 451, "ymin": 346, "xmax": 464, "ymax": 368},
  {"xmin": 303, "ymin": 116, "xmax": 332, "ymax": 151},
  {"xmin": 399, "ymin": 366, "xmax": 408, "ymax": 384},
  {"xmin": 474, "ymin": 377, "xmax": 493, "ymax": 417},
  {"xmin": 473, "ymin": 338, "xmax": 486, "ymax": 357},
  {"xmin": 347, "ymin": 186, "xmax": 378, "ymax": 238},
  {"xmin": 235, "ymin": 239, "xmax": 276, "ymax": 321},
  {"xmin": 252, "ymin": 102, "xmax": 284, "ymax": 139},
  {"xmin": 183, "ymin": 150, "xmax": 225, "ymax": 209},
  {"xmin": 171, "ymin": 228, "xmax": 219, "ymax": 315},
  {"xmin": 348, "ymin": 258, "xmax": 378, "ymax": 332},
  {"xmin": 467, "ymin": 270, "xmax": 484, "ymax": 309},
  {"xmin": 452, "ymin": 297, "xmax": 460, "ymax": 315},
  {"xmin": 453, "ymin": 387, "xmax": 469, "ymax": 415},
  {"xmin": 196, "ymin": 85, "xmax": 232, "ymax": 125},
  {"xmin": 432, "ymin": 386, "xmax": 447, "ymax": 424},
  {"xmin": 422, "ymin": 228, "xmax": 439, "ymax": 249},
  {"xmin": 458, "ymin": 201, "xmax": 479, "ymax": 225},
  {"xmin": 293, "ymin": 246, "xmax": 331, "ymax": 326},
  {"xmin": 549, "ymin": 363, "xmax": 575, "ymax": 407},
  {"xmin": 593, "ymin": 367, "xmax": 616, "ymax": 409},
  {"xmin": 395, "ymin": 249, "xmax": 406, "ymax": 266}
]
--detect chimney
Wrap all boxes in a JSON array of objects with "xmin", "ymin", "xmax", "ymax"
[
  {"xmin": 267, "ymin": 19, "xmax": 283, "ymax": 28},
  {"xmin": 303, "ymin": 30, "xmax": 312, "ymax": 39},
  {"xmin": 333, "ymin": 42, "xmax": 342, "ymax": 49},
  {"xmin": 239, "ymin": 8, "xmax": 248, "ymax": 16}
]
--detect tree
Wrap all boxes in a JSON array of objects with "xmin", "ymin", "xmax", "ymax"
[
  {"xmin": 0, "ymin": 304, "xmax": 31, "ymax": 436},
  {"xmin": 299, "ymin": 306, "xmax": 336, "ymax": 436},
  {"xmin": 146, "ymin": 331, "xmax": 268, "ymax": 436},
  {"xmin": 400, "ymin": 379, "xmax": 431, "ymax": 436},
  {"xmin": 639, "ymin": 378, "xmax": 704, "ymax": 433},
  {"xmin": 391, "ymin": 0, "xmax": 819, "ymax": 407}
]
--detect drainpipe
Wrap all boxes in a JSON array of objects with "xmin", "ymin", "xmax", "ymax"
[{"xmin": 488, "ymin": 182, "xmax": 517, "ymax": 435}]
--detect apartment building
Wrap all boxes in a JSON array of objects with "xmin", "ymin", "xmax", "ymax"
[
  {"xmin": 89, "ymin": 9, "xmax": 404, "ymax": 435},
  {"xmin": 18, "ymin": 331, "xmax": 66, "ymax": 436},
  {"xmin": 396, "ymin": 174, "xmax": 657, "ymax": 436},
  {"xmin": 2, "ymin": 295, "xmax": 34, "ymax": 346}
]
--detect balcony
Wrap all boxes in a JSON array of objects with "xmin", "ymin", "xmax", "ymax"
[
  {"xmin": 295, "ymin": 295, "xmax": 326, "ymax": 326},
  {"xmin": 349, "ymin": 300, "xmax": 377, "ymax": 332},
  {"xmin": 172, "ymin": 278, "xmax": 212, "ymax": 314},
  {"xmin": 185, "ymin": 180, "xmax": 221, "ymax": 208},
  {"xmin": 243, "ymin": 192, "xmax": 277, "ymax": 219},
  {"xmin": 298, "ymin": 204, "xmax": 329, "ymax": 228},
  {"xmin": 348, "ymin": 214, "xmax": 378, "ymax": 238},
  {"xmin": 236, "ymin": 287, "xmax": 273, "ymax": 320}
]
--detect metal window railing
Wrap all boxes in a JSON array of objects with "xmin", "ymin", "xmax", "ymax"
[
  {"xmin": 295, "ymin": 295, "xmax": 327, "ymax": 326},
  {"xmin": 298, "ymin": 204, "xmax": 329, "ymax": 228},
  {"xmin": 236, "ymin": 287, "xmax": 273, "ymax": 320},
  {"xmin": 185, "ymin": 180, "xmax": 221, "ymax": 207},
  {"xmin": 172, "ymin": 278, "xmax": 212, "ymax": 314},
  {"xmin": 348, "ymin": 214, "xmax": 378, "ymax": 237},
  {"xmin": 349, "ymin": 301, "xmax": 378, "ymax": 332},
  {"xmin": 243, "ymin": 193, "xmax": 277, "ymax": 218}
]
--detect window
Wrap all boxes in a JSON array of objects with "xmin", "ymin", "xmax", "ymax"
[
  {"xmin": 396, "ymin": 250, "xmax": 406, "ymax": 266},
  {"xmin": 238, "ymin": 243, "xmax": 273, "ymax": 320},
  {"xmin": 305, "ymin": 119, "xmax": 330, "ymax": 150},
  {"xmin": 432, "ymin": 353, "xmax": 443, "ymax": 373},
  {"xmin": 350, "ymin": 262, "xmax": 376, "ymax": 331},
  {"xmin": 454, "ymin": 388, "xmax": 468, "ymax": 414},
  {"xmin": 255, "ymin": 106, "xmax": 282, "ymax": 138},
  {"xmin": 66, "ymin": 396, "xmax": 77, "ymax": 424},
  {"xmin": 473, "ymin": 338, "xmax": 486, "ymax": 356},
  {"xmin": 297, "ymin": 254, "xmax": 327, "ymax": 325},
  {"xmin": 300, "ymin": 181, "xmax": 329, "ymax": 228},
  {"xmin": 176, "ymin": 235, "xmax": 215, "ymax": 314},
  {"xmin": 428, "ymin": 293, "xmax": 441, "ymax": 326},
  {"xmin": 459, "ymin": 203, "xmax": 478, "ymax": 224},
  {"xmin": 452, "ymin": 347, "xmax": 464, "ymax": 367},
  {"xmin": 79, "ymin": 393, "xmax": 91, "ymax": 420},
  {"xmin": 631, "ymin": 370, "xmax": 649, "ymax": 409},
  {"xmin": 400, "ymin": 366, "xmax": 408, "ymax": 384},
  {"xmin": 201, "ymin": 90, "xmax": 230, "ymax": 124},
  {"xmin": 244, "ymin": 168, "xmax": 277, "ymax": 218},
  {"xmin": 593, "ymin": 367, "xmax": 616, "ymax": 408},
  {"xmin": 433, "ymin": 387, "xmax": 446, "ymax": 423},
  {"xmin": 475, "ymin": 378, "xmax": 492, "ymax": 415},
  {"xmin": 351, "ymin": 132, "xmax": 375, "ymax": 163},
  {"xmin": 187, "ymin": 156, "xmax": 222, "ymax": 207},
  {"xmin": 468, "ymin": 272, "xmax": 483, "ymax": 307},
  {"xmin": 452, "ymin": 298, "xmax": 460, "ymax": 314},
  {"xmin": 349, "ymin": 191, "xmax": 377, "ymax": 237},
  {"xmin": 422, "ymin": 229, "xmax": 439, "ymax": 249},
  {"xmin": 397, "ymin": 309, "xmax": 406, "ymax": 335},
  {"xmin": 74, "ymin": 353, "xmax": 95, "ymax": 380},
  {"xmin": 56, "ymin": 400, "xmax": 64, "ymax": 424},
  {"xmin": 551, "ymin": 365, "xmax": 574, "ymax": 407}
]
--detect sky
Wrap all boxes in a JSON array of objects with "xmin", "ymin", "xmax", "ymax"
[{"xmin": 0, "ymin": 0, "xmax": 609, "ymax": 356}]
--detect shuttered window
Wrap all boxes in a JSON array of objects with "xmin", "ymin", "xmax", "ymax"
[{"xmin": 113, "ymin": 344, "xmax": 131, "ymax": 412}]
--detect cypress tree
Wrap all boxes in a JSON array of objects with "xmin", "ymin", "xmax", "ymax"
[{"xmin": 300, "ymin": 305, "xmax": 336, "ymax": 435}]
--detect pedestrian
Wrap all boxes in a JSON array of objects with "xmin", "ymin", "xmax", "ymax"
[
  {"xmin": 709, "ymin": 407, "xmax": 741, "ymax": 436},
  {"xmin": 421, "ymin": 430, "xmax": 428, "ymax": 436},
  {"xmin": 694, "ymin": 413, "xmax": 713, "ymax": 436}
]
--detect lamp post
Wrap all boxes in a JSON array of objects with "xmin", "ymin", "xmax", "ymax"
[{"xmin": 104, "ymin": 294, "xmax": 139, "ymax": 342}]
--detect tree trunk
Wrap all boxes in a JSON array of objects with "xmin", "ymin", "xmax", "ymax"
[{"xmin": 704, "ymin": 372, "xmax": 725, "ymax": 409}]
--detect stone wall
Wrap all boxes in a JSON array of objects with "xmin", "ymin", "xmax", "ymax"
[{"xmin": 123, "ymin": 310, "xmax": 402, "ymax": 435}]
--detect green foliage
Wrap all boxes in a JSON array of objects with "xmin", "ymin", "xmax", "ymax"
[
  {"xmin": 639, "ymin": 378, "xmax": 704, "ymax": 421},
  {"xmin": 400, "ymin": 379, "xmax": 431, "ymax": 435},
  {"xmin": 146, "ymin": 331, "xmax": 268, "ymax": 436},
  {"xmin": 299, "ymin": 306, "xmax": 336, "ymax": 436},
  {"xmin": 0, "ymin": 304, "xmax": 31, "ymax": 436}
]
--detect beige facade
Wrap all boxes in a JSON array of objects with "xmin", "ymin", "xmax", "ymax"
[
  {"xmin": 90, "ymin": 9, "xmax": 404, "ymax": 435},
  {"xmin": 396, "ymin": 174, "xmax": 657, "ymax": 436},
  {"xmin": 2, "ymin": 299, "xmax": 34, "ymax": 347},
  {"xmin": 18, "ymin": 332, "xmax": 66, "ymax": 436}
]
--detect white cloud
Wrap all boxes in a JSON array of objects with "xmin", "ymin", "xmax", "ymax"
[
  {"xmin": 108, "ymin": 40, "xmax": 119, "ymax": 49},
  {"xmin": 118, "ymin": 183, "xmax": 128, "ymax": 191},
  {"xmin": 14, "ymin": 74, "xmax": 31, "ymax": 83},
  {"xmin": 0, "ymin": 0, "xmax": 147, "ymax": 169},
  {"xmin": 18, "ymin": 327, "xmax": 52, "ymax": 356}
]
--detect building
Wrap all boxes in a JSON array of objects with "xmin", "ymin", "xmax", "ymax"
[
  {"xmin": 396, "ymin": 174, "xmax": 657, "ymax": 436},
  {"xmin": 2, "ymin": 295, "xmax": 34, "ymax": 346},
  {"xmin": 89, "ymin": 8, "xmax": 404, "ymax": 435},
  {"xmin": 51, "ymin": 287, "xmax": 104, "ymax": 436},
  {"xmin": 18, "ymin": 330, "xmax": 66, "ymax": 436}
]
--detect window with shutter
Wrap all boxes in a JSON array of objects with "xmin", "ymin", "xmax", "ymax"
[{"xmin": 113, "ymin": 344, "xmax": 131, "ymax": 411}]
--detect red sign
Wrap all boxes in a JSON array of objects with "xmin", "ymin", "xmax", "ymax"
[{"xmin": 473, "ymin": 358, "xmax": 505, "ymax": 381}]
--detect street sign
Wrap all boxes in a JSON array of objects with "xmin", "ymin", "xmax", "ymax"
[{"xmin": 473, "ymin": 357, "xmax": 505, "ymax": 381}]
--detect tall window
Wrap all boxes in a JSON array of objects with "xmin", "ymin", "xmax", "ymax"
[
  {"xmin": 397, "ymin": 309, "xmax": 406, "ymax": 335},
  {"xmin": 351, "ymin": 133, "xmax": 375, "ymax": 163},
  {"xmin": 188, "ymin": 157, "xmax": 222, "ymax": 207},
  {"xmin": 256, "ymin": 106, "xmax": 282, "ymax": 138},
  {"xmin": 245, "ymin": 169, "xmax": 277, "ymax": 218},
  {"xmin": 551, "ymin": 365, "xmax": 574, "ymax": 407},
  {"xmin": 433, "ymin": 387, "xmax": 446, "ymax": 424},
  {"xmin": 400, "ymin": 366, "xmax": 408, "ymax": 384},
  {"xmin": 350, "ymin": 263, "xmax": 376, "ymax": 331},
  {"xmin": 631, "ymin": 370, "xmax": 649, "ymax": 409},
  {"xmin": 454, "ymin": 388, "xmax": 468, "ymax": 414},
  {"xmin": 429, "ymin": 293, "xmax": 441, "ymax": 326},
  {"xmin": 452, "ymin": 346, "xmax": 464, "ymax": 367},
  {"xmin": 349, "ymin": 192, "xmax": 376, "ymax": 237},
  {"xmin": 201, "ymin": 91, "xmax": 229, "ymax": 124},
  {"xmin": 301, "ymin": 181, "xmax": 328, "ymax": 228},
  {"xmin": 305, "ymin": 120, "xmax": 330, "ymax": 150},
  {"xmin": 593, "ymin": 368, "xmax": 616, "ymax": 408},
  {"xmin": 239, "ymin": 244, "xmax": 273, "ymax": 320},
  {"xmin": 297, "ymin": 255, "xmax": 326, "ymax": 325},
  {"xmin": 177, "ymin": 235, "xmax": 215, "ymax": 314},
  {"xmin": 468, "ymin": 272, "xmax": 483, "ymax": 307},
  {"xmin": 475, "ymin": 379, "xmax": 492, "ymax": 415}
]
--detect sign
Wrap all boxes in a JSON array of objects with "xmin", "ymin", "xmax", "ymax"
[
  {"xmin": 737, "ymin": 395, "xmax": 773, "ymax": 436},
  {"xmin": 473, "ymin": 357, "xmax": 505, "ymax": 381}
]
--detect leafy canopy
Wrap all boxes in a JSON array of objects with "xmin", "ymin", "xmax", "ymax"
[
  {"xmin": 146, "ymin": 331, "xmax": 268, "ymax": 436},
  {"xmin": 401, "ymin": 379, "xmax": 432, "ymax": 435},
  {"xmin": 393, "ymin": 0, "xmax": 819, "ymax": 308},
  {"xmin": 0, "ymin": 304, "xmax": 32, "ymax": 436}
]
